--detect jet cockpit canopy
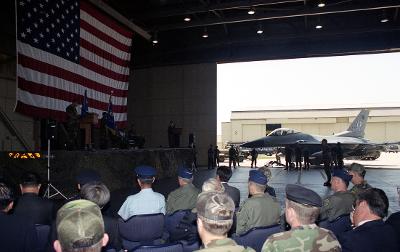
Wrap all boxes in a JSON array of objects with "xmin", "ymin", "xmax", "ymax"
[{"xmin": 268, "ymin": 128, "xmax": 299, "ymax": 136}]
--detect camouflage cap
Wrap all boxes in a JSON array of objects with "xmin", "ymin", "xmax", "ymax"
[
  {"xmin": 286, "ymin": 184, "xmax": 322, "ymax": 207},
  {"xmin": 348, "ymin": 163, "xmax": 366, "ymax": 175},
  {"xmin": 196, "ymin": 192, "xmax": 234, "ymax": 222},
  {"xmin": 56, "ymin": 199, "xmax": 104, "ymax": 250}
]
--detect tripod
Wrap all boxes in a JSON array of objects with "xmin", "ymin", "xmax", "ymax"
[{"xmin": 44, "ymin": 138, "xmax": 67, "ymax": 199}]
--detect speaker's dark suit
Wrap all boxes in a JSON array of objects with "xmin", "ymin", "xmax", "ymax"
[
  {"xmin": 338, "ymin": 219, "xmax": 399, "ymax": 252},
  {"xmin": 386, "ymin": 212, "xmax": 400, "ymax": 249},
  {"xmin": 222, "ymin": 182, "xmax": 240, "ymax": 208},
  {"xmin": 14, "ymin": 193, "xmax": 54, "ymax": 225}
]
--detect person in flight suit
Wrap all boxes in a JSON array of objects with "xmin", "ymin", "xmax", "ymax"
[
  {"xmin": 208, "ymin": 144, "xmax": 215, "ymax": 170},
  {"xmin": 194, "ymin": 192, "xmax": 255, "ymax": 252},
  {"xmin": 322, "ymin": 139, "xmax": 332, "ymax": 187},
  {"xmin": 236, "ymin": 170, "xmax": 280, "ymax": 235},
  {"xmin": 250, "ymin": 148, "xmax": 258, "ymax": 168},
  {"xmin": 118, "ymin": 165, "xmax": 165, "ymax": 220},
  {"xmin": 294, "ymin": 143, "xmax": 302, "ymax": 170},
  {"xmin": 166, "ymin": 167, "xmax": 200, "ymax": 214},
  {"xmin": 214, "ymin": 145, "xmax": 220, "ymax": 168},
  {"xmin": 228, "ymin": 145, "xmax": 237, "ymax": 169},
  {"xmin": 347, "ymin": 163, "xmax": 372, "ymax": 196},
  {"xmin": 262, "ymin": 184, "xmax": 341, "ymax": 252},
  {"xmin": 320, "ymin": 169, "xmax": 355, "ymax": 221}
]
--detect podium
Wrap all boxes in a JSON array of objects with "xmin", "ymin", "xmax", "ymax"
[{"xmin": 80, "ymin": 113, "xmax": 98, "ymax": 147}]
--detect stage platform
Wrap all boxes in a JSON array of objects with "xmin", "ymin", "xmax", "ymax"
[{"xmin": 0, "ymin": 148, "xmax": 193, "ymax": 197}]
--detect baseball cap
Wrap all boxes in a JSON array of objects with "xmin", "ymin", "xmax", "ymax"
[
  {"xmin": 249, "ymin": 170, "xmax": 268, "ymax": 185},
  {"xmin": 178, "ymin": 166, "xmax": 193, "ymax": 179},
  {"xmin": 134, "ymin": 165, "xmax": 157, "ymax": 178},
  {"xmin": 332, "ymin": 169, "xmax": 353, "ymax": 186},
  {"xmin": 56, "ymin": 200, "xmax": 104, "ymax": 250},
  {"xmin": 76, "ymin": 170, "xmax": 101, "ymax": 185}
]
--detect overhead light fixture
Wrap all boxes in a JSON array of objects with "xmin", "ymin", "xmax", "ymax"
[
  {"xmin": 152, "ymin": 32, "xmax": 158, "ymax": 44},
  {"xmin": 248, "ymin": 7, "xmax": 255, "ymax": 15},
  {"xmin": 257, "ymin": 23, "xmax": 263, "ymax": 34},
  {"xmin": 380, "ymin": 10, "xmax": 389, "ymax": 23},
  {"xmin": 315, "ymin": 24, "xmax": 323, "ymax": 29},
  {"xmin": 318, "ymin": 1, "xmax": 325, "ymax": 8},
  {"xmin": 202, "ymin": 27, "xmax": 208, "ymax": 38},
  {"xmin": 184, "ymin": 16, "xmax": 191, "ymax": 22}
]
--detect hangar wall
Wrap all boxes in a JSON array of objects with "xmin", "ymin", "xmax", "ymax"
[{"xmin": 128, "ymin": 63, "xmax": 217, "ymax": 165}]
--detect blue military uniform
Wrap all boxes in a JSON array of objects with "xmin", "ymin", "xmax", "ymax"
[{"xmin": 118, "ymin": 166, "xmax": 165, "ymax": 220}]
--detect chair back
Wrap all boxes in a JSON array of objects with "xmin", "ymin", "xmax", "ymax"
[
  {"xmin": 165, "ymin": 210, "xmax": 190, "ymax": 235},
  {"xmin": 233, "ymin": 224, "xmax": 281, "ymax": 252},
  {"xmin": 35, "ymin": 224, "xmax": 51, "ymax": 252},
  {"xmin": 131, "ymin": 242, "xmax": 183, "ymax": 252}
]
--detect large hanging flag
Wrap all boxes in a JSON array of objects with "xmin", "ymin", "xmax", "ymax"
[{"xmin": 16, "ymin": 0, "xmax": 132, "ymax": 128}]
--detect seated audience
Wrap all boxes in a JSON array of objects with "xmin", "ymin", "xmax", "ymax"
[
  {"xmin": 53, "ymin": 199, "xmax": 109, "ymax": 252},
  {"xmin": 347, "ymin": 163, "xmax": 372, "ymax": 196},
  {"xmin": 236, "ymin": 170, "xmax": 280, "ymax": 235},
  {"xmin": 80, "ymin": 181, "xmax": 121, "ymax": 250},
  {"xmin": 258, "ymin": 166, "xmax": 276, "ymax": 197},
  {"xmin": 118, "ymin": 165, "xmax": 165, "ymax": 220},
  {"xmin": 216, "ymin": 166, "xmax": 240, "ymax": 208},
  {"xmin": 201, "ymin": 177, "xmax": 224, "ymax": 193},
  {"xmin": 13, "ymin": 172, "xmax": 54, "ymax": 225},
  {"xmin": 262, "ymin": 184, "xmax": 341, "ymax": 252},
  {"xmin": 0, "ymin": 183, "xmax": 38, "ymax": 252},
  {"xmin": 320, "ymin": 169, "xmax": 355, "ymax": 221},
  {"xmin": 194, "ymin": 192, "xmax": 255, "ymax": 251},
  {"xmin": 338, "ymin": 188, "xmax": 398, "ymax": 252},
  {"xmin": 166, "ymin": 166, "xmax": 200, "ymax": 214}
]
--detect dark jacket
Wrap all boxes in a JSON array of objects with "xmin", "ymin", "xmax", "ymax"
[
  {"xmin": 386, "ymin": 212, "xmax": 400, "ymax": 249},
  {"xmin": 14, "ymin": 193, "xmax": 54, "ymax": 225},
  {"xmin": 222, "ymin": 182, "xmax": 240, "ymax": 208},
  {"xmin": 338, "ymin": 219, "xmax": 399, "ymax": 252},
  {"xmin": 0, "ymin": 211, "xmax": 38, "ymax": 252}
]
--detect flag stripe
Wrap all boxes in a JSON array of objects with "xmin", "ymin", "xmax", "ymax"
[
  {"xmin": 80, "ymin": 1, "xmax": 133, "ymax": 39},
  {"xmin": 18, "ymin": 89, "xmax": 127, "ymax": 121},
  {"xmin": 18, "ymin": 42, "xmax": 129, "ymax": 91},
  {"xmin": 18, "ymin": 78, "xmax": 128, "ymax": 113},
  {"xmin": 80, "ymin": 47, "xmax": 129, "ymax": 75},
  {"xmin": 17, "ymin": 65, "xmax": 128, "ymax": 105},
  {"xmin": 80, "ymin": 38, "xmax": 129, "ymax": 67},
  {"xmin": 18, "ymin": 54, "xmax": 128, "ymax": 97},
  {"xmin": 79, "ymin": 57, "xmax": 129, "ymax": 82}
]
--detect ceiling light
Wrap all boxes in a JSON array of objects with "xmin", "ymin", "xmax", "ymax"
[
  {"xmin": 184, "ymin": 16, "xmax": 191, "ymax": 22},
  {"xmin": 248, "ymin": 8, "xmax": 255, "ymax": 15},
  {"xmin": 381, "ymin": 18, "xmax": 389, "ymax": 23},
  {"xmin": 202, "ymin": 27, "xmax": 208, "ymax": 38},
  {"xmin": 318, "ymin": 1, "xmax": 325, "ymax": 8},
  {"xmin": 257, "ymin": 29, "xmax": 263, "ymax": 34},
  {"xmin": 315, "ymin": 24, "xmax": 323, "ymax": 29},
  {"xmin": 152, "ymin": 32, "xmax": 158, "ymax": 44}
]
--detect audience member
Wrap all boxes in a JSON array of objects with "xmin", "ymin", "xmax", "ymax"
[
  {"xmin": 118, "ymin": 165, "xmax": 165, "ymax": 220},
  {"xmin": 347, "ymin": 163, "xmax": 372, "ymax": 196},
  {"xmin": 236, "ymin": 170, "xmax": 280, "ymax": 235},
  {"xmin": 80, "ymin": 182, "xmax": 121, "ymax": 251},
  {"xmin": 194, "ymin": 192, "xmax": 255, "ymax": 251},
  {"xmin": 216, "ymin": 166, "xmax": 240, "ymax": 208},
  {"xmin": 166, "ymin": 166, "xmax": 200, "ymax": 214},
  {"xmin": 0, "ymin": 183, "xmax": 38, "ymax": 252},
  {"xmin": 70, "ymin": 169, "xmax": 101, "ymax": 201},
  {"xmin": 262, "ymin": 184, "xmax": 341, "ymax": 251},
  {"xmin": 13, "ymin": 172, "xmax": 54, "ymax": 225},
  {"xmin": 53, "ymin": 199, "xmax": 109, "ymax": 252},
  {"xmin": 202, "ymin": 177, "xmax": 224, "ymax": 193},
  {"xmin": 257, "ymin": 166, "xmax": 276, "ymax": 197},
  {"xmin": 338, "ymin": 188, "xmax": 398, "ymax": 252},
  {"xmin": 320, "ymin": 169, "xmax": 355, "ymax": 221}
]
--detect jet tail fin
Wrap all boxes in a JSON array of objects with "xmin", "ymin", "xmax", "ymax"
[{"xmin": 335, "ymin": 109, "xmax": 369, "ymax": 138}]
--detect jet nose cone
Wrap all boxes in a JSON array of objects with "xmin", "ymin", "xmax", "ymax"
[{"xmin": 241, "ymin": 139, "xmax": 265, "ymax": 148}]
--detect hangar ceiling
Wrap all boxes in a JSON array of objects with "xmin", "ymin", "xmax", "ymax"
[{"xmin": 1, "ymin": 0, "xmax": 400, "ymax": 67}]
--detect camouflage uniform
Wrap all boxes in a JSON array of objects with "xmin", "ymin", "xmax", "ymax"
[
  {"xmin": 350, "ymin": 181, "xmax": 372, "ymax": 196},
  {"xmin": 194, "ymin": 238, "xmax": 255, "ymax": 252},
  {"xmin": 236, "ymin": 193, "xmax": 280, "ymax": 235},
  {"xmin": 166, "ymin": 183, "xmax": 200, "ymax": 214},
  {"xmin": 261, "ymin": 224, "xmax": 341, "ymax": 252},
  {"xmin": 320, "ymin": 191, "xmax": 356, "ymax": 221}
]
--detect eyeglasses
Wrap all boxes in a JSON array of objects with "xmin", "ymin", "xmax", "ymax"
[{"xmin": 352, "ymin": 201, "xmax": 360, "ymax": 212}]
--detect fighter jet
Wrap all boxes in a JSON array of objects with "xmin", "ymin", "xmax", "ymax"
[{"xmin": 241, "ymin": 109, "xmax": 387, "ymax": 164}]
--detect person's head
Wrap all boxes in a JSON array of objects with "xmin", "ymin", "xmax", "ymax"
[
  {"xmin": 337, "ymin": 142, "xmax": 341, "ymax": 147},
  {"xmin": 216, "ymin": 166, "xmax": 232, "ymax": 183},
  {"xmin": 331, "ymin": 169, "xmax": 353, "ymax": 192},
  {"xmin": 196, "ymin": 192, "xmax": 235, "ymax": 243},
  {"xmin": 248, "ymin": 170, "xmax": 267, "ymax": 195},
  {"xmin": 80, "ymin": 182, "xmax": 110, "ymax": 209},
  {"xmin": 257, "ymin": 166, "xmax": 272, "ymax": 181},
  {"xmin": 202, "ymin": 178, "xmax": 224, "ymax": 193},
  {"xmin": 284, "ymin": 184, "xmax": 322, "ymax": 227},
  {"xmin": 209, "ymin": 144, "xmax": 213, "ymax": 148},
  {"xmin": 54, "ymin": 200, "xmax": 108, "ymax": 252},
  {"xmin": 134, "ymin": 165, "xmax": 156, "ymax": 189},
  {"xmin": 0, "ymin": 183, "xmax": 14, "ymax": 213},
  {"xmin": 348, "ymin": 163, "xmax": 366, "ymax": 185},
  {"xmin": 178, "ymin": 167, "xmax": 193, "ymax": 186},
  {"xmin": 20, "ymin": 172, "xmax": 41, "ymax": 195},
  {"xmin": 352, "ymin": 188, "xmax": 389, "ymax": 227},
  {"xmin": 321, "ymin": 139, "xmax": 327, "ymax": 145},
  {"xmin": 76, "ymin": 170, "xmax": 101, "ymax": 191},
  {"xmin": 215, "ymin": 146, "xmax": 218, "ymax": 149}
]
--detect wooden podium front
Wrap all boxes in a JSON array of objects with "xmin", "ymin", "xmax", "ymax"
[{"xmin": 80, "ymin": 113, "xmax": 98, "ymax": 146}]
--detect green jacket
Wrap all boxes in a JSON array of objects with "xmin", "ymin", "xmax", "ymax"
[
  {"xmin": 195, "ymin": 238, "xmax": 255, "ymax": 252},
  {"xmin": 320, "ymin": 190, "xmax": 356, "ymax": 221},
  {"xmin": 350, "ymin": 181, "xmax": 372, "ymax": 196},
  {"xmin": 166, "ymin": 183, "xmax": 200, "ymax": 214},
  {"xmin": 236, "ymin": 193, "xmax": 280, "ymax": 235},
  {"xmin": 261, "ymin": 224, "xmax": 341, "ymax": 252}
]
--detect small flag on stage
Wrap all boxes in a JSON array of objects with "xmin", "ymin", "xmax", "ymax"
[{"xmin": 81, "ymin": 90, "xmax": 88, "ymax": 117}]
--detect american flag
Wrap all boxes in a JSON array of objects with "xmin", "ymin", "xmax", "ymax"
[{"xmin": 16, "ymin": 0, "xmax": 132, "ymax": 128}]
